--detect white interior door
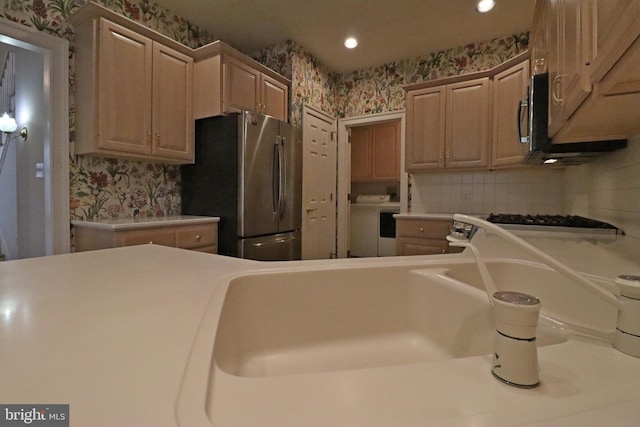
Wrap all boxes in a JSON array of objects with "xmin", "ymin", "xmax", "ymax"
[{"xmin": 302, "ymin": 105, "xmax": 337, "ymax": 259}]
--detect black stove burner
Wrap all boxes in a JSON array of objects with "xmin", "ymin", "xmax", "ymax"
[{"xmin": 486, "ymin": 214, "xmax": 618, "ymax": 230}]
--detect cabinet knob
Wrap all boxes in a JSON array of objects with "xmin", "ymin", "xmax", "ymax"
[
  {"xmin": 419, "ymin": 227, "xmax": 424, "ymax": 233},
  {"xmin": 149, "ymin": 241, "xmax": 153, "ymax": 244},
  {"xmin": 195, "ymin": 235, "xmax": 201, "ymax": 240}
]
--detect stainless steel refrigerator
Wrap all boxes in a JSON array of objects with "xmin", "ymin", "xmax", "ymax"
[{"xmin": 181, "ymin": 111, "xmax": 302, "ymax": 261}]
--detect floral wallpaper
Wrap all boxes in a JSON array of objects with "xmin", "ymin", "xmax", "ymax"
[
  {"xmin": 254, "ymin": 32, "xmax": 529, "ymax": 123},
  {"xmin": 253, "ymin": 39, "xmax": 340, "ymax": 127},
  {"xmin": 1, "ymin": 0, "xmax": 215, "ymax": 221},
  {"xmin": 336, "ymin": 33, "xmax": 529, "ymax": 118}
]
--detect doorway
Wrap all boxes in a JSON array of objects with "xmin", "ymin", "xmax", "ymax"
[
  {"xmin": 0, "ymin": 19, "xmax": 69, "ymax": 259},
  {"xmin": 337, "ymin": 111, "xmax": 407, "ymax": 258}
]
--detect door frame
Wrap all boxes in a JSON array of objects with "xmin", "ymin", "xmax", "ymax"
[
  {"xmin": 0, "ymin": 18, "xmax": 70, "ymax": 255},
  {"xmin": 337, "ymin": 110, "xmax": 407, "ymax": 258}
]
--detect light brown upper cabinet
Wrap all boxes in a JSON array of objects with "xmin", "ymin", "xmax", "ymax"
[
  {"xmin": 531, "ymin": 0, "xmax": 640, "ymax": 143},
  {"xmin": 405, "ymin": 77, "xmax": 491, "ymax": 172},
  {"xmin": 350, "ymin": 120, "xmax": 401, "ymax": 182},
  {"xmin": 72, "ymin": 12, "xmax": 194, "ymax": 163},
  {"xmin": 404, "ymin": 53, "xmax": 530, "ymax": 173},
  {"xmin": 446, "ymin": 78, "xmax": 491, "ymax": 169},
  {"xmin": 193, "ymin": 43, "xmax": 289, "ymax": 121},
  {"xmin": 545, "ymin": 0, "xmax": 592, "ymax": 138},
  {"xmin": 492, "ymin": 59, "xmax": 530, "ymax": 167}
]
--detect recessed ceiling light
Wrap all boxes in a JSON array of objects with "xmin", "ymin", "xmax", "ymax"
[
  {"xmin": 476, "ymin": 0, "xmax": 496, "ymax": 13},
  {"xmin": 344, "ymin": 37, "xmax": 358, "ymax": 49}
]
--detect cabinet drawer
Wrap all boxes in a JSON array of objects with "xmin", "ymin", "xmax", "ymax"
[
  {"xmin": 397, "ymin": 237, "xmax": 448, "ymax": 256},
  {"xmin": 175, "ymin": 225, "xmax": 217, "ymax": 249},
  {"xmin": 118, "ymin": 228, "xmax": 176, "ymax": 247},
  {"xmin": 397, "ymin": 219, "xmax": 452, "ymax": 239}
]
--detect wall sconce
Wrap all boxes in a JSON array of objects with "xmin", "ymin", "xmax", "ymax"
[{"xmin": 0, "ymin": 113, "xmax": 28, "ymax": 145}]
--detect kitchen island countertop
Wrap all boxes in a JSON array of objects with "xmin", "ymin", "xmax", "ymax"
[{"xmin": 1, "ymin": 234, "xmax": 639, "ymax": 426}]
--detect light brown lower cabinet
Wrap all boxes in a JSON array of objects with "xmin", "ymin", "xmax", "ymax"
[
  {"xmin": 396, "ymin": 218, "xmax": 463, "ymax": 256},
  {"xmin": 73, "ymin": 220, "xmax": 218, "ymax": 253}
]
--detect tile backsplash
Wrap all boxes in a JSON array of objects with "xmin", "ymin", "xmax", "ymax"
[
  {"xmin": 410, "ymin": 134, "xmax": 640, "ymax": 238},
  {"xmin": 410, "ymin": 168, "xmax": 565, "ymax": 215},
  {"xmin": 565, "ymin": 134, "xmax": 640, "ymax": 238}
]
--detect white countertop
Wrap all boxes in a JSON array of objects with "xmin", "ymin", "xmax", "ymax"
[
  {"xmin": 1, "ymin": 232, "xmax": 639, "ymax": 426},
  {"xmin": 71, "ymin": 215, "xmax": 219, "ymax": 231},
  {"xmin": 394, "ymin": 212, "xmax": 455, "ymax": 220},
  {"xmin": 0, "ymin": 246, "xmax": 251, "ymax": 426}
]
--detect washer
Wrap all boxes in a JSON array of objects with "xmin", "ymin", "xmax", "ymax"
[{"xmin": 350, "ymin": 195, "xmax": 399, "ymax": 257}]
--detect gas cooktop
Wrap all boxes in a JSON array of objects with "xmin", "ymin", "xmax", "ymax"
[{"xmin": 486, "ymin": 214, "xmax": 622, "ymax": 235}]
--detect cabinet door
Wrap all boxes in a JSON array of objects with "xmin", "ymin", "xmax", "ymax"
[
  {"xmin": 350, "ymin": 126, "xmax": 372, "ymax": 181},
  {"xmin": 405, "ymin": 86, "xmax": 446, "ymax": 171},
  {"xmin": 98, "ymin": 19, "xmax": 152, "ymax": 155},
  {"xmin": 152, "ymin": 43, "xmax": 194, "ymax": 162},
  {"xmin": 371, "ymin": 120, "xmax": 400, "ymax": 180},
  {"xmin": 223, "ymin": 57, "xmax": 259, "ymax": 113},
  {"xmin": 590, "ymin": 0, "xmax": 637, "ymax": 83},
  {"xmin": 591, "ymin": 0, "xmax": 640, "ymax": 95},
  {"xmin": 547, "ymin": 0, "xmax": 591, "ymax": 138},
  {"xmin": 260, "ymin": 73, "xmax": 288, "ymax": 120},
  {"xmin": 446, "ymin": 78, "xmax": 491, "ymax": 168},
  {"xmin": 530, "ymin": 0, "xmax": 550, "ymax": 76},
  {"xmin": 492, "ymin": 60, "xmax": 529, "ymax": 167}
]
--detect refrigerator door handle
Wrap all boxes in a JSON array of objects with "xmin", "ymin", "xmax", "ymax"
[
  {"xmin": 279, "ymin": 137, "xmax": 287, "ymax": 218},
  {"xmin": 272, "ymin": 140, "xmax": 280, "ymax": 215},
  {"xmin": 272, "ymin": 135, "xmax": 286, "ymax": 218}
]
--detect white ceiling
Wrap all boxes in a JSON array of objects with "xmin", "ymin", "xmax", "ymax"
[{"xmin": 152, "ymin": 0, "xmax": 536, "ymax": 74}]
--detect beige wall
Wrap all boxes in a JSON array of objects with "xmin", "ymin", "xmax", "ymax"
[{"xmin": 565, "ymin": 134, "xmax": 640, "ymax": 238}]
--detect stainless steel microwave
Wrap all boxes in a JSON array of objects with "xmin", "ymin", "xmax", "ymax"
[{"xmin": 517, "ymin": 73, "xmax": 626, "ymax": 165}]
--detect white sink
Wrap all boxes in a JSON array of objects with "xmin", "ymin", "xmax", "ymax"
[
  {"xmin": 213, "ymin": 260, "xmax": 576, "ymax": 378},
  {"xmin": 176, "ymin": 257, "xmax": 620, "ymax": 426}
]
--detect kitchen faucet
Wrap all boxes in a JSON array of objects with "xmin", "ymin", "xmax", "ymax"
[
  {"xmin": 450, "ymin": 214, "xmax": 640, "ymax": 362},
  {"xmin": 447, "ymin": 225, "xmax": 542, "ymax": 388}
]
